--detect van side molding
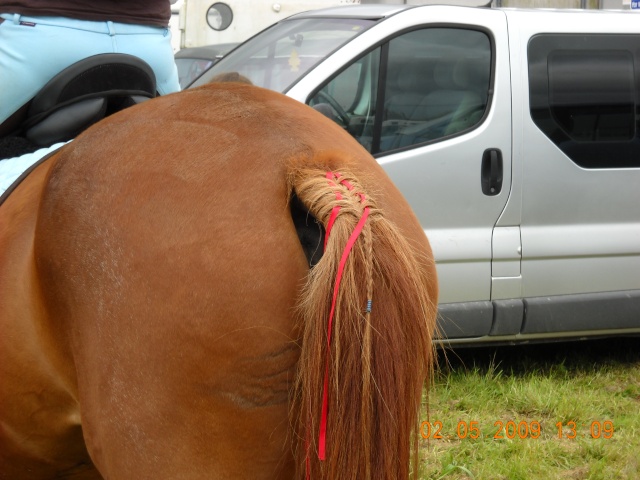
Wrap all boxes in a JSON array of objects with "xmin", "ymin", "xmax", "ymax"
[
  {"xmin": 437, "ymin": 290, "xmax": 640, "ymax": 341},
  {"xmin": 522, "ymin": 290, "xmax": 640, "ymax": 334}
]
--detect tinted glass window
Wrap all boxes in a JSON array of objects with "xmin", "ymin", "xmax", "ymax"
[
  {"xmin": 529, "ymin": 34, "xmax": 640, "ymax": 168},
  {"xmin": 309, "ymin": 48, "xmax": 381, "ymax": 152},
  {"xmin": 198, "ymin": 18, "xmax": 375, "ymax": 91},
  {"xmin": 309, "ymin": 27, "xmax": 492, "ymax": 155}
]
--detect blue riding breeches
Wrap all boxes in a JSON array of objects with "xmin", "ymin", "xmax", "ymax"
[{"xmin": 0, "ymin": 13, "xmax": 180, "ymax": 124}]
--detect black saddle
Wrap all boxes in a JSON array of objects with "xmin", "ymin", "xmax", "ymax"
[{"xmin": 0, "ymin": 53, "xmax": 157, "ymax": 159}]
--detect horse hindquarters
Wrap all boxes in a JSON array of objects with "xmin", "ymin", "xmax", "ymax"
[
  {"xmin": 18, "ymin": 84, "xmax": 437, "ymax": 479},
  {"xmin": 289, "ymin": 168, "xmax": 438, "ymax": 480}
]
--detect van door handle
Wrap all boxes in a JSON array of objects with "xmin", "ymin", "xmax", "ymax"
[{"xmin": 481, "ymin": 148, "xmax": 503, "ymax": 196}]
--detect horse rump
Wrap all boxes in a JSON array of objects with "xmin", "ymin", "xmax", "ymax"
[{"xmin": 0, "ymin": 83, "xmax": 437, "ymax": 479}]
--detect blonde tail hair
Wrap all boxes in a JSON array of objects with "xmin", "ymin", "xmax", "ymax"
[{"xmin": 289, "ymin": 168, "xmax": 437, "ymax": 480}]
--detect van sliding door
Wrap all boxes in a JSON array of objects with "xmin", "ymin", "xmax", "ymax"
[{"xmin": 520, "ymin": 33, "xmax": 640, "ymax": 336}]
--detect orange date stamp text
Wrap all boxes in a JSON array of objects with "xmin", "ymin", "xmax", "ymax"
[{"xmin": 420, "ymin": 420, "xmax": 614, "ymax": 440}]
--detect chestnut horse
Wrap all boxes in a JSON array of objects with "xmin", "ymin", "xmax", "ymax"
[{"xmin": 0, "ymin": 83, "xmax": 438, "ymax": 479}]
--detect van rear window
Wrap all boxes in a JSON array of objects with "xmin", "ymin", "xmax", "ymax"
[{"xmin": 528, "ymin": 34, "xmax": 640, "ymax": 169}]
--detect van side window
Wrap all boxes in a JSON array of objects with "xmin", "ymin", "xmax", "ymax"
[
  {"xmin": 529, "ymin": 34, "xmax": 640, "ymax": 169},
  {"xmin": 309, "ymin": 48, "xmax": 381, "ymax": 152},
  {"xmin": 380, "ymin": 28, "xmax": 491, "ymax": 153},
  {"xmin": 308, "ymin": 27, "xmax": 492, "ymax": 155}
]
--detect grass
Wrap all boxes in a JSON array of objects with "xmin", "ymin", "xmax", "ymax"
[{"xmin": 418, "ymin": 338, "xmax": 640, "ymax": 479}]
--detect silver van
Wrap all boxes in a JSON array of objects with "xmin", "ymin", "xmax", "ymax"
[{"xmin": 193, "ymin": 5, "xmax": 640, "ymax": 345}]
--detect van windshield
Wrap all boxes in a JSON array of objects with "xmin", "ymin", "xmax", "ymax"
[{"xmin": 193, "ymin": 17, "xmax": 375, "ymax": 92}]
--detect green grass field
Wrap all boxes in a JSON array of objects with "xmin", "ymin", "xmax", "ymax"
[{"xmin": 419, "ymin": 338, "xmax": 640, "ymax": 480}]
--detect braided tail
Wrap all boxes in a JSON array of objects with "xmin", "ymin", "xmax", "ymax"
[{"xmin": 289, "ymin": 168, "xmax": 437, "ymax": 480}]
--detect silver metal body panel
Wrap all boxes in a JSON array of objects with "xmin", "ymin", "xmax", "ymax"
[{"xmin": 207, "ymin": 5, "xmax": 640, "ymax": 343}]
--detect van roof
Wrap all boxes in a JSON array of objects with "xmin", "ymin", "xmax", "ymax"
[{"xmin": 286, "ymin": 3, "xmax": 637, "ymax": 21}]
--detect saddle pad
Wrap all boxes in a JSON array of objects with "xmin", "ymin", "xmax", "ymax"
[{"xmin": 0, "ymin": 142, "xmax": 68, "ymax": 206}]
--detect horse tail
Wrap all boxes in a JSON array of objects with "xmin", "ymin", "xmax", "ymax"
[{"xmin": 289, "ymin": 167, "xmax": 437, "ymax": 480}]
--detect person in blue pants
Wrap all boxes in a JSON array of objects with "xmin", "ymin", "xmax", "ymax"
[{"xmin": 0, "ymin": 0, "xmax": 181, "ymax": 125}]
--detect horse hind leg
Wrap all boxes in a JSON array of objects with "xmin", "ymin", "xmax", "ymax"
[
  {"xmin": 0, "ymin": 155, "xmax": 102, "ymax": 479},
  {"xmin": 31, "ymin": 161, "xmax": 308, "ymax": 478}
]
